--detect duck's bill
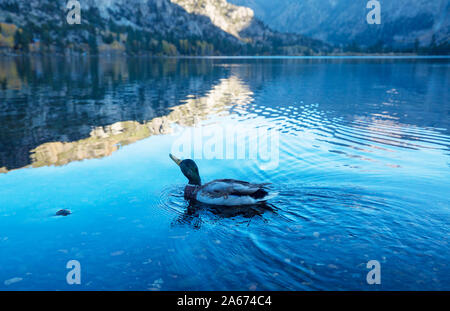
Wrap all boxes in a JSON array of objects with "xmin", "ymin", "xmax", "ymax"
[{"xmin": 169, "ymin": 154, "xmax": 182, "ymax": 166}]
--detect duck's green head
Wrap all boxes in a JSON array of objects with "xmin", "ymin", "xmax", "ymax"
[{"xmin": 169, "ymin": 154, "xmax": 201, "ymax": 186}]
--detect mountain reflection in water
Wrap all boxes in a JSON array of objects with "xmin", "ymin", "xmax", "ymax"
[
  {"xmin": 0, "ymin": 57, "xmax": 253, "ymax": 172},
  {"xmin": 29, "ymin": 76, "xmax": 252, "ymax": 170}
]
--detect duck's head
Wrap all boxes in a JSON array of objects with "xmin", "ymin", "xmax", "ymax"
[{"xmin": 169, "ymin": 154, "xmax": 201, "ymax": 186}]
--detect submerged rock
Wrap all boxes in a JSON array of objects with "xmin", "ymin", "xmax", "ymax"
[
  {"xmin": 55, "ymin": 209, "xmax": 71, "ymax": 216},
  {"xmin": 4, "ymin": 277, "xmax": 23, "ymax": 286}
]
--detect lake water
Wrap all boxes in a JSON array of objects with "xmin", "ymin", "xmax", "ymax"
[{"xmin": 0, "ymin": 56, "xmax": 449, "ymax": 290}]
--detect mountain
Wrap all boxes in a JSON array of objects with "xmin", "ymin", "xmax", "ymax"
[
  {"xmin": 0, "ymin": 0, "xmax": 330, "ymax": 56},
  {"xmin": 230, "ymin": 0, "xmax": 450, "ymax": 53}
]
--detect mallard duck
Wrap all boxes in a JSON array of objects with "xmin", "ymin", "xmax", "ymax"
[{"xmin": 169, "ymin": 154, "xmax": 274, "ymax": 206}]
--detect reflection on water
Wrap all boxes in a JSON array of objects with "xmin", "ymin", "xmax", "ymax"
[
  {"xmin": 0, "ymin": 57, "xmax": 227, "ymax": 171},
  {"xmin": 0, "ymin": 56, "xmax": 449, "ymax": 290},
  {"xmin": 29, "ymin": 76, "xmax": 252, "ymax": 170},
  {"xmin": 160, "ymin": 185, "xmax": 276, "ymax": 229}
]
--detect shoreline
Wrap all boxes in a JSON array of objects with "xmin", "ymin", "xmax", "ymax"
[{"xmin": 0, "ymin": 52, "xmax": 449, "ymax": 59}]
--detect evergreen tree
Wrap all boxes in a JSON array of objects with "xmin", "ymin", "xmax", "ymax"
[
  {"xmin": 88, "ymin": 32, "xmax": 98, "ymax": 54},
  {"xmin": 414, "ymin": 39, "xmax": 419, "ymax": 53},
  {"xmin": 13, "ymin": 29, "xmax": 22, "ymax": 49},
  {"xmin": 125, "ymin": 30, "xmax": 136, "ymax": 54},
  {"xmin": 102, "ymin": 33, "xmax": 114, "ymax": 45},
  {"xmin": 41, "ymin": 30, "xmax": 52, "ymax": 50},
  {"xmin": 430, "ymin": 34, "xmax": 436, "ymax": 48},
  {"xmin": 14, "ymin": 29, "xmax": 30, "ymax": 52}
]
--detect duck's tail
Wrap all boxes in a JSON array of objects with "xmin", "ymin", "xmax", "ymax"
[
  {"xmin": 250, "ymin": 188, "xmax": 269, "ymax": 199},
  {"xmin": 254, "ymin": 190, "xmax": 278, "ymax": 202}
]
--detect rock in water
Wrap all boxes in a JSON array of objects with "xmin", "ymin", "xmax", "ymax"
[
  {"xmin": 4, "ymin": 277, "xmax": 23, "ymax": 286},
  {"xmin": 56, "ymin": 209, "xmax": 71, "ymax": 216}
]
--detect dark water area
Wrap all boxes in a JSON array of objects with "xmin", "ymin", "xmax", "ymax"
[{"xmin": 0, "ymin": 56, "xmax": 449, "ymax": 290}]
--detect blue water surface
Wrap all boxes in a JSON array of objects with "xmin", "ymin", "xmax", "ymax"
[{"xmin": 0, "ymin": 56, "xmax": 449, "ymax": 290}]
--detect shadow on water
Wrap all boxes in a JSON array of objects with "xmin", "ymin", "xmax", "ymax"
[
  {"xmin": 173, "ymin": 201, "xmax": 277, "ymax": 229},
  {"xmin": 159, "ymin": 185, "xmax": 277, "ymax": 229}
]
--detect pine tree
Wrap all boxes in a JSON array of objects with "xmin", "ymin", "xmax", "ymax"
[
  {"xmin": 14, "ymin": 29, "xmax": 29, "ymax": 52},
  {"xmin": 41, "ymin": 30, "xmax": 51, "ymax": 50},
  {"xmin": 14, "ymin": 29, "xmax": 21, "ymax": 48},
  {"xmin": 414, "ymin": 39, "xmax": 419, "ymax": 53},
  {"xmin": 102, "ymin": 33, "xmax": 114, "ymax": 45},
  {"xmin": 88, "ymin": 32, "xmax": 98, "ymax": 54}
]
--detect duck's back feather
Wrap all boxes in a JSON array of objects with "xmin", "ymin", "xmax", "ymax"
[{"xmin": 196, "ymin": 179, "xmax": 273, "ymax": 206}]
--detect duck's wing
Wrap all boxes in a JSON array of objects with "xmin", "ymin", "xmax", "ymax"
[{"xmin": 200, "ymin": 179, "xmax": 270, "ymax": 199}]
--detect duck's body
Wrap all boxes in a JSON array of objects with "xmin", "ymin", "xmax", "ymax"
[
  {"xmin": 184, "ymin": 179, "xmax": 272, "ymax": 206},
  {"xmin": 170, "ymin": 154, "xmax": 274, "ymax": 206}
]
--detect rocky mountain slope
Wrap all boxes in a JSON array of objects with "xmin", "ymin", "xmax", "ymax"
[
  {"xmin": 0, "ymin": 0, "xmax": 330, "ymax": 55},
  {"xmin": 172, "ymin": 0, "xmax": 255, "ymax": 39},
  {"xmin": 231, "ymin": 0, "xmax": 449, "ymax": 52}
]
